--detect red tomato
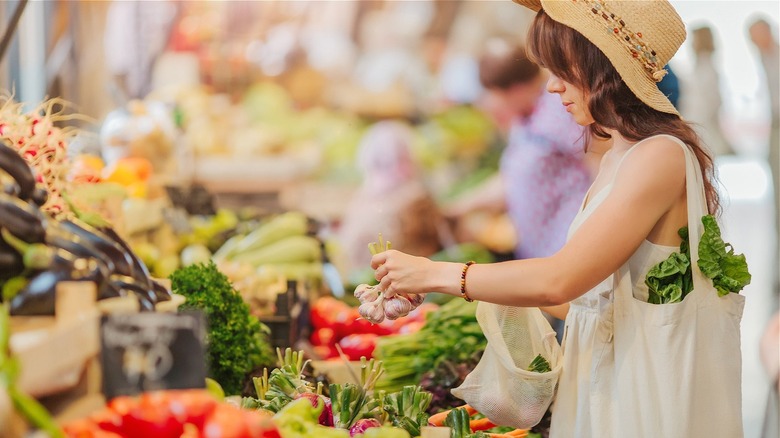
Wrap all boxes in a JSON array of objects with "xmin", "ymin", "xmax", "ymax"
[
  {"xmin": 242, "ymin": 410, "xmax": 282, "ymax": 438},
  {"xmin": 310, "ymin": 327, "xmax": 336, "ymax": 346},
  {"xmin": 122, "ymin": 393, "xmax": 183, "ymax": 438},
  {"xmin": 313, "ymin": 344, "xmax": 338, "ymax": 360},
  {"xmin": 337, "ymin": 333, "xmax": 378, "ymax": 360},
  {"xmin": 202, "ymin": 404, "xmax": 250, "ymax": 438},
  {"xmin": 89, "ymin": 408, "xmax": 123, "ymax": 434},
  {"xmin": 168, "ymin": 390, "xmax": 218, "ymax": 428},
  {"xmin": 310, "ymin": 297, "xmax": 350, "ymax": 330},
  {"xmin": 106, "ymin": 395, "xmax": 137, "ymax": 419}
]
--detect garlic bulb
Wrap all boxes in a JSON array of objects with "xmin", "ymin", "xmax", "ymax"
[
  {"xmin": 384, "ymin": 295, "xmax": 415, "ymax": 320},
  {"xmin": 358, "ymin": 286, "xmax": 380, "ymax": 304},
  {"xmin": 358, "ymin": 300, "xmax": 386, "ymax": 324},
  {"xmin": 354, "ymin": 283, "xmax": 370, "ymax": 301},
  {"xmin": 404, "ymin": 293, "xmax": 426, "ymax": 307}
]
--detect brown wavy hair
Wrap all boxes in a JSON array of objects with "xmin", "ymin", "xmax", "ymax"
[{"xmin": 526, "ymin": 10, "xmax": 720, "ymax": 215}]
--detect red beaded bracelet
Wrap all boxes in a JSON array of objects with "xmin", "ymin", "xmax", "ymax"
[{"xmin": 460, "ymin": 261, "xmax": 476, "ymax": 302}]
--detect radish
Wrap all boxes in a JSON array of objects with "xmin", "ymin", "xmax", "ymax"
[
  {"xmin": 293, "ymin": 392, "xmax": 333, "ymax": 427},
  {"xmin": 349, "ymin": 418, "xmax": 381, "ymax": 436}
]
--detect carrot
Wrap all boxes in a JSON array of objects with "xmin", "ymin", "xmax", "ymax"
[
  {"xmin": 428, "ymin": 410, "xmax": 450, "ymax": 427},
  {"xmin": 428, "ymin": 404, "xmax": 479, "ymax": 427},
  {"xmin": 486, "ymin": 429, "xmax": 528, "ymax": 437},
  {"xmin": 469, "ymin": 417, "xmax": 497, "ymax": 431}
]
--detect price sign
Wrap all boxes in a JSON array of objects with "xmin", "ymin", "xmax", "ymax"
[{"xmin": 100, "ymin": 311, "xmax": 207, "ymax": 399}]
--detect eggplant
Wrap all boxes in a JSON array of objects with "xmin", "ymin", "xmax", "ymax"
[
  {"xmin": 0, "ymin": 236, "xmax": 23, "ymax": 281},
  {"xmin": 99, "ymin": 227, "xmax": 153, "ymax": 289},
  {"xmin": 0, "ymin": 141, "xmax": 35, "ymax": 201},
  {"xmin": 151, "ymin": 279, "xmax": 172, "ymax": 302},
  {"xmin": 108, "ymin": 275, "xmax": 156, "ymax": 311},
  {"xmin": 0, "ymin": 193, "xmax": 45, "ymax": 244},
  {"xmin": 30, "ymin": 187, "xmax": 48, "ymax": 208},
  {"xmin": 2, "ymin": 181, "xmax": 19, "ymax": 197},
  {"xmin": 8, "ymin": 249, "xmax": 96, "ymax": 316},
  {"xmin": 56, "ymin": 219, "xmax": 135, "ymax": 278},
  {"xmin": 46, "ymin": 230, "xmax": 117, "ymax": 274}
]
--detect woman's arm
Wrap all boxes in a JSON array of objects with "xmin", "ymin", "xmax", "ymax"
[
  {"xmin": 372, "ymin": 137, "xmax": 687, "ymax": 307},
  {"xmin": 540, "ymin": 304, "xmax": 570, "ymax": 320}
]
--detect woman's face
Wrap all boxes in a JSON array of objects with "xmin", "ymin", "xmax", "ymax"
[{"xmin": 545, "ymin": 74, "xmax": 594, "ymax": 125}]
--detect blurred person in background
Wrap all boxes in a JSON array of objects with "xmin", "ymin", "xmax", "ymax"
[
  {"xmin": 447, "ymin": 41, "xmax": 599, "ymax": 261},
  {"xmin": 445, "ymin": 41, "xmax": 602, "ymax": 336},
  {"xmin": 748, "ymin": 18, "xmax": 780, "ymax": 438},
  {"xmin": 104, "ymin": 1, "xmax": 179, "ymax": 102},
  {"xmin": 749, "ymin": 18, "xmax": 780, "ymax": 288},
  {"xmin": 337, "ymin": 121, "xmax": 443, "ymax": 276},
  {"xmin": 680, "ymin": 25, "xmax": 734, "ymax": 157}
]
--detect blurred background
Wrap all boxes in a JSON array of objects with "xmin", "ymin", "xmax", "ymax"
[{"xmin": 0, "ymin": 1, "xmax": 776, "ymax": 436}]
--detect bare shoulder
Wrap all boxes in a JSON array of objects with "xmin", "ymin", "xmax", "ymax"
[
  {"xmin": 611, "ymin": 135, "xmax": 687, "ymax": 207},
  {"xmin": 620, "ymin": 135, "xmax": 686, "ymax": 182}
]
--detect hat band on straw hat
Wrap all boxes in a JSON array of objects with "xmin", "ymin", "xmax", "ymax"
[{"xmin": 580, "ymin": 0, "xmax": 667, "ymax": 82}]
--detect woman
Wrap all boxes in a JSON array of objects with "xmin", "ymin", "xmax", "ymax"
[{"xmin": 368, "ymin": 1, "xmax": 745, "ymax": 436}]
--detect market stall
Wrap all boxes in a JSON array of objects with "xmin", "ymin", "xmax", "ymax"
[{"xmin": 0, "ymin": 1, "xmax": 547, "ymax": 436}]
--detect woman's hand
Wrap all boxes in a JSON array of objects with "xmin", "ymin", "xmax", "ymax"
[{"xmin": 371, "ymin": 250, "xmax": 462, "ymax": 297}]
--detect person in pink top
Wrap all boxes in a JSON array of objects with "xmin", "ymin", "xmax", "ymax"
[{"xmin": 448, "ymin": 42, "xmax": 599, "ymax": 259}]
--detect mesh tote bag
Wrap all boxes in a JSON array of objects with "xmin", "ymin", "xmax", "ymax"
[{"xmin": 451, "ymin": 303, "xmax": 562, "ymax": 429}]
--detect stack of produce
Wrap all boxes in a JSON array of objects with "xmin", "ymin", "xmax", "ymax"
[
  {"xmin": 212, "ymin": 211, "xmax": 325, "ymax": 315},
  {"xmin": 169, "ymin": 261, "xmax": 275, "ymax": 396},
  {"xmin": 0, "ymin": 142, "xmax": 172, "ymax": 315},
  {"xmin": 62, "ymin": 389, "xmax": 281, "ymax": 438},
  {"xmin": 374, "ymin": 299, "xmax": 486, "ymax": 413},
  {"xmin": 429, "ymin": 406, "xmax": 531, "ymax": 438},
  {"xmin": 309, "ymin": 297, "xmax": 436, "ymax": 361},
  {"xmin": 0, "ymin": 96, "xmax": 77, "ymax": 217},
  {"xmin": 242, "ymin": 348, "xmax": 431, "ymax": 438}
]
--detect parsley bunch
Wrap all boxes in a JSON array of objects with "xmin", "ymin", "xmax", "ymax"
[{"xmin": 170, "ymin": 261, "xmax": 273, "ymax": 395}]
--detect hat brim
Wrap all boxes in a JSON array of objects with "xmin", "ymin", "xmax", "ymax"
[
  {"xmin": 511, "ymin": 0, "xmax": 542, "ymax": 12},
  {"xmin": 512, "ymin": 0, "xmax": 679, "ymax": 116}
]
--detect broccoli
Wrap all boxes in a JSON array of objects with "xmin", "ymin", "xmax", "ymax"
[{"xmin": 170, "ymin": 261, "xmax": 273, "ymax": 395}]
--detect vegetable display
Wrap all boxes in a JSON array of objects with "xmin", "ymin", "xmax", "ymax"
[
  {"xmin": 62, "ymin": 389, "xmax": 282, "ymax": 438},
  {"xmin": 355, "ymin": 235, "xmax": 426, "ymax": 324},
  {"xmin": 375, "ymin": 299, "xmax": 486, "ymax": 396},
  {"xmin": 242, "ymin": 348, "xmax": 432, "ymax": 437},
  {"xmin": 309, "ymin": 297, "xmax": 434, "ymax": 361},
  {"xmin": 644, "ymin": 215, "xmax": 751, "ymax": 304},
  {"xmin": 170, "ymin": 261, "xmax": 275, "ymax": 395},
  {"xmin": 0, "ymin": 142, "xmax": 172, "ymax": 314}
]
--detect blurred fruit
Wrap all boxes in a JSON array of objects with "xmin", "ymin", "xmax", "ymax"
[
  {"xmin": 154, "ymin": 254, "xmax": 181, "ymax": 279},
  {"xmin": 180, "ymin": 244, "xmax": 212, "ymax": 267},
  {"xmin": 133, "ymin": 242, "xmax": 161, "ymax": 270}
]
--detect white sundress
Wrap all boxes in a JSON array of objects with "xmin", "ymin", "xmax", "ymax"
[{"xmin": 549, "ymin": 135, "xmax": 745, "ymax": 437}]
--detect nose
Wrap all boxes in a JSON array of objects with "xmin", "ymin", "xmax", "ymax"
[{"xmin": 546, "ymin": 74, "xmax": 564, "ymax": 94}]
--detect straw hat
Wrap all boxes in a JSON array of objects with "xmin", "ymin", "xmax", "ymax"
[{"xmin": 513, "ymin": 0, "xmax": 685, "ymax": 115}]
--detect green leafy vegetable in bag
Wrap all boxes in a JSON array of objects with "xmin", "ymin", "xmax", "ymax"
[
  {"xmin": 526, "ymin": 354, "xmax": 552, "ymax": 373},
  {"xmin": 645, "ymin": 215, "xmax": 751, "ymax": 304},
  {"xmin": 697, "ymin": 215, "xmax": 752, "ymax": 297}
]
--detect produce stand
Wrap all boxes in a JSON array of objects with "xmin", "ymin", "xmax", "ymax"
[{"xmin": 0, "ymin": 2, "xmax": 556, "ymax": 436}]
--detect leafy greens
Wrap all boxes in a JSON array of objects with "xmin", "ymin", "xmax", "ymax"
[{"xmin": 645, "ymin": 215, "xmax": 751, "ymax": 304}]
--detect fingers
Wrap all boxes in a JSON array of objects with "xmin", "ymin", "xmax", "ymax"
[
  {"xmin": 370, "ymin": 251, "xmax": 389, "ymax": 269},
  {"xmin": 374, "ymin": 264, "xmax": 388, "ymax": 282}
]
